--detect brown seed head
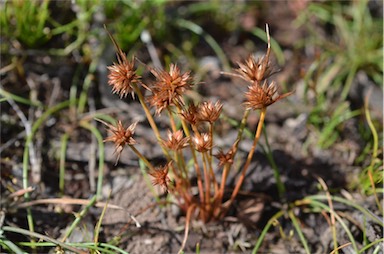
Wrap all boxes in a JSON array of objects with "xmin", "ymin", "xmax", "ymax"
[
  {"xmin": 149, "ymin": 162, "xmax": 172, "ymax": 192},
  {"xmin": 148, "ymin": 64, "xmax": 193, "ymax": 114},
  {"xmin": 107, "ymin": 57, "xmax": 141, "ymax": 99},
  {"xmin": 180, "ymin": 103, "xmax": 201, "ymax": 126},
  {"xmin": 198, "ymin": 100, "xmax": 223, "ymax": 123},
  {"xmin": 215, "ymin": 148, "xmax": 235, "ymax": 167},
  {"xmin": 236, "ymin": 54, "xmax": 273, "ymax": 83},
  {"xmin": 103, "ymin": 120, "xmax": 138, "ymax": 164},
  {"xmin": 192, "ymin": 133, "xmax": 213, "ymax": 153},
  {"xmin": 244, "ymin": 81, "xmax": 293, "ymax": 110},
  {"xmin": 162, "ymin": 130, "xmax": 189, "ymax": 151}
]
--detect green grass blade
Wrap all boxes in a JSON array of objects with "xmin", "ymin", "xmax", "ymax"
[
  {"xmin": 61, "ymin": 195, "xmax": 97, "ymax": 242},
  {"xmin": 176, "ymin": 18, "xmax": 230, "ymax": 71},
  {"xmin": 79, "ymin": 121, "xmax": 105, "ymax": 200},
  {"xmin": 0, "ymin": 88, "xmax": 44, "ymax": 108},
  {"xmin": 0, "ymin": 237, "xmax": 27, "ymax": 254},
  {"xmin": 252, "ymin": 210, "xmax": 285, "ymax": 254},
  {"xmin": 306, "ymin": 199, "xmax": 358, "ymax": 252},
  {"xmin": 288, "ymin": 210, "xmax": 311, "ymax": 254},
  {"xmin": 307, "ymin": 195, "xmax": 383, "ymax": 226},
  {"xmin": 262, "ymin": 127, "xmax": 285, "ymax": 199},
  {"xmin": 2, "ymin": 226, "xmax": 85, "ymax": 253},
  {"xmin": 22, "ymin": 99, "xmax": 76, "ymax": 248}
]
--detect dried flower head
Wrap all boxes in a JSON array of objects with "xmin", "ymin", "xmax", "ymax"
[
  {"xmin": 103, "ymin": 120, "xmax": 137, "ymax": 164},
  {"xmin": 244, "ymin": 81, "xmax": 293, "ymax": 110},
  {"xmin": 180, "ymin": 103, "xmax": 201, "ymax": 126},
  {"xmin": 148, "ymin": 64, "xmax": 193, "ymax": 114},
  {"xmin": 198, "ymin": 101, "xmax": 223, "ymax": 123},
  {"xmin": 149, "ymin": 162, "xmax": 172, "ymax": 192},
  {"xmin": 162, "ymin": 130, "xmax": 189, "ymax": 151},
  {"xmin": 192, "ymin": 133, "xmax": 213, "ymax": 152},
  {"xmin": 215, "ymin": 148, "xmax": 234, "ymax": 167},
  {"xmin": 106, "ymin": 28, "xmax": 141, "ymax": 99},
  {"xmin": 236, "ymin": 54, "xmax": 273, "ymax": 83}
]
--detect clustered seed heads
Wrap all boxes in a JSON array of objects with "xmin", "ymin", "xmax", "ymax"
[{"xmin": 102, "ymin": 24, "xmax": 293, "ymax": 230}]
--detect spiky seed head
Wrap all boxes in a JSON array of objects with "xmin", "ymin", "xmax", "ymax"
[
  {"xmin": 107, "ymin": 56, "xmax": 141, "ymax": 99},
  {"xmin": 198, "ymin": 101, "xmax": 223, "ymax": 123},
  {"xmin": 215, "ymin": 148, "xmax": 235, "ymax": 167},
  {"xmin": 103, "ymin": 120, "xmax": 137, "ymax": 164},
  {"xmin": 192, "ymin": 133, "xmax": 213, "ymax": 152},
  {"xmin": 180, "ymin": 103, "xmax": 201, "ymax": 126},
  {"xmin": 244, "ymin": 81, "xmax": 293, "ymax": 110},
  {"xmin": 148, "ymin": 64, "xmax": 193, "ymax": 114},
  {"xmin": 162, "ymin": 130, "xmax": 189, "ymax": 151},
  {"xmin": 148, "ymin": 162, "xmax": 172, "ymax": 193},
  {"xmin": 236, "ymin": 55, "xmax": 273, "ymax": 83}
]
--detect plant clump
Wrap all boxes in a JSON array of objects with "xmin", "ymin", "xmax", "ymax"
[{"xmin": 101, "ymin": 24, "xmax": 293, "ymax": 252}]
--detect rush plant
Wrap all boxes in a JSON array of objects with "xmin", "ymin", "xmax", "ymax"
[{"xmin": 101, "ymin": 24, "xmax": 293, "ymax": 251}]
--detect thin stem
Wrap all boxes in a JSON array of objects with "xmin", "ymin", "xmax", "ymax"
[
  {"xmin": 262, "ymin": 126, "xmax": 285, "ymax": 199},
  {"xmin": 214, "ymin": 162, "xmax": 231, "ymax": 218},
  {"xmin": 129, "ymin": 145, "xmax": 155, "ymax": 171},
  {"xmin": 62, "ymin": 195, "xmax": 97, "ymax": 242},
  {"xmin": 132, "ymin": 83, "xmax": 170, "ymax": 159},
  {"xmin": 176, "ymin": 106, "xmax": 205, "ymax": 207},
  {"xmin": 202, "ymin": 151, "xmax": 211, "ymax": 216},
  {"xmin": 207, "ymin": 123, "xmax": 219, "ymax": 197},
  {"xmin": 232, "ymin": 109, "xmax": 251, "ymax": 158},
  {"xmin": 225, "ymin": 107, "xmax": 267, "ymax": 210},
  {"xmin": 167, "ymin": 107, "xmax": 177, "ymax": 133},
  {"xmin": 178, "ymin": 204, "xmax": 196, "ymax": 254}
]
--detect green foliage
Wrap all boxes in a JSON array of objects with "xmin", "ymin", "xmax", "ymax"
[
  {"xmin": 104, "ymin": 0, "xmax": 168, "ymax": 52},
  {"xmin": 297, "ymin": 0, "xmax": 382, "ymax": 148},
  {"xmin": 1, "ymin": 0, "xmax": 51, "ymax": 48}
]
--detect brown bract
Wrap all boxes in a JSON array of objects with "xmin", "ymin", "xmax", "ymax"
[
  {"xmin": 148, "ymin": 64, "xmax": 193, "ymax": 115},
  {"xmin": 103, "ymin": 120, "xmax": 137, "ymax": 164},
  {"xmin": 198, "ymin": 101, "xmax": 223, "ymax": 123},
  {"xmin": 192, "ymin": 133, "xmax": 213, "ymax": 152},
  {"xmin": 244, "ymin": 81, "xmax": 293, "ymax": 110},
  {"xmin": 149, "ymin": 162, "xmax": 172, "ymax": 192},
  {"xmin": 162, "ymin": 130, "xmax": 189, "ymax": 151},
  {"xmin": 107, "ymin": 56, "xmax": 141, "ymax": 99}
]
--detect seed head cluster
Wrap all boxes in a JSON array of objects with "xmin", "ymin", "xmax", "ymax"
[{"xmin": 102, "ymin": 24, "xmax": 293, "ymax": 225}]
